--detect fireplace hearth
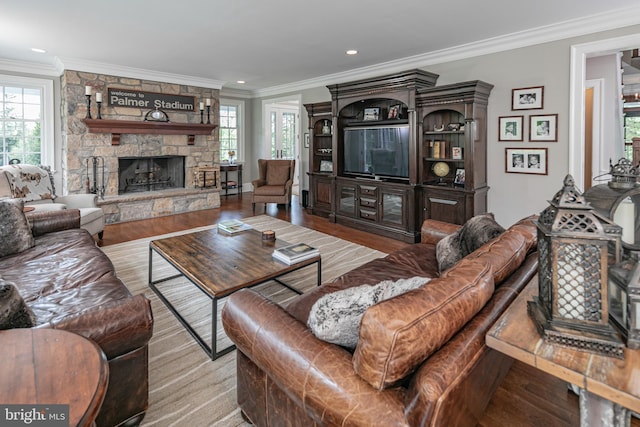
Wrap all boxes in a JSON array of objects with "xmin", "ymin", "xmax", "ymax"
[{"xmin": 118, "ymin": 156, "xmax": 185, "ymax": 194}]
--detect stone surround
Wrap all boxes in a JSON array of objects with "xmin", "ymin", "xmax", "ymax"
[{"xmin": 60, "ymin": 70, "xmax": 221, "ymax": 223}]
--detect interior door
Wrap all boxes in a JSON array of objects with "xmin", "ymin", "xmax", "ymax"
[{"xmin": 265, "ymin": 103, "xmax": 299, "ymax": 193}]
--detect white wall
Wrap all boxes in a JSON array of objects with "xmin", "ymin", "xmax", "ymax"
[{"xmin": 251, "ymin": 24, "xmax": 640, "ymax": 227}]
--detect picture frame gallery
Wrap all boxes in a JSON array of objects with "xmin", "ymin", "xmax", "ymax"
[{"xmin": 505, "ymin": 148, "xmax": 548, "ymax": 175}]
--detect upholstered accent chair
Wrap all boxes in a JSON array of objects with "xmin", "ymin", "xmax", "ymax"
[
  {"xmin": 251, "ymin": 159, "xmax": 295, "ymax": 212},
  {"xmin": 0, "ymin": 164, "xmax": 105, "ymax": 240}
]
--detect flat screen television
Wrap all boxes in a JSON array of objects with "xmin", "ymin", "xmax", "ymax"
[{"xmin": 343, "ymin": 125, "xmax": 409, "ymax": 180}]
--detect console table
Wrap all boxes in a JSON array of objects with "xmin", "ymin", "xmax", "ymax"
[
  {"xmin": 219, "ymin": 162, "xmax": 242, "ymax": 198},
  {"xmin": 0, "ymin": 328, "xmax": 108, "ymax": 427},
  {"xmin": 486, "ymin": 276, "xmax": 640, "ymax": 426}
]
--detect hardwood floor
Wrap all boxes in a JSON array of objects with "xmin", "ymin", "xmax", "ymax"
[{"xmin": 101, "ymin": 194, "xmax": 638, "ymax": 427}]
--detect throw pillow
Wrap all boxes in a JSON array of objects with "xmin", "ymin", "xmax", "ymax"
[
  {"xmin": 436, "ymin": 213, "xmax": 505, "ymax": 272},
  {"xmin": 307, "ymin": 276, "xmax": 431, "ymax": 349},
  {"xmin": 0, "ymin": 198, "xmax": 35, "ymax": 258},
  {"xmin": 266, "ymin": 164, "xmax": 290, "ymax": 186},
  {"xmin": 0, "ymin": 279, "xmax": 35, "ymax": 330},
  {"xmin": 4, "ymin": 164, "xmax": 55, "ymax": 202}
]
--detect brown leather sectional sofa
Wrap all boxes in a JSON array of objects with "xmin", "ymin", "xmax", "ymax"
[
  {"xmin": 222, "ymin": 216, "xmax": 538, "ymax": 427},
  {"xmin": 0, "ymin": 209, "xmax": 153, "ymax": 427}
]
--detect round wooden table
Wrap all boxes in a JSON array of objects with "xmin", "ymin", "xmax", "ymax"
[{"xmin": 0, "ymin": 328, "xmax": 108, "ymax": 427}]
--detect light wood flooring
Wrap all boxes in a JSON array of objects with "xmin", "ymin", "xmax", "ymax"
[{"xmin": 100, "ymin": 194, "xmax": 639, "ymax": 427}]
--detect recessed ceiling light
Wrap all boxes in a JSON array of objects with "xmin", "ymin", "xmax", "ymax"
[
  {"xmin": 236, "ymin": 80, "xmax": 245, "ymax": 84},
  {"xmin": 31, "ymin": 48, "xmax": 46, "ymax": 54},
  {"xmin": 346, "ymin": 50, "xmax": 358, "ymax": 55}
]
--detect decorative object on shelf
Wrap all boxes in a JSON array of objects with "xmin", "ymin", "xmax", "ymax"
[
  {"xmin": 228, "ymin": 150, "xmax": 236, "ymax": 164},
  {"xmin": 498, "ymin": 115, "xmax": 524, "ymax": 141},
  {"xmin": 144, "ymin": 108, "xmax": 170, "ymax": 122},
  {"xmin": 452, "ymin": 146, "xmax": 463, "ymax": 160},
  {"xmin": 320, "ymin": 160, "xmax": 333, "ymax": 173},
  {"xmin": 447, "ymin": 123, "xmax": 461, "ymax": 131},
  {"xmin": 505, "ymin": 148, "xmax": 548, "ymax": 175},
  {"xmin": 528, "ymin": 174, "xmax": 625, "ymax": 359},
  {"xmin": 454, "ymin": 168, "xmax": 465, "ymax": 186},
  {"xmin": 512, "ymin": 86, "xmax": 544, "ymax": 110},
  {"xmin": 199, "ymin": 102, "xmax": 204, "ymax": 124},
  {"xmin": 318, "ymin": 148, "xmax": 332, "ymax": 154},
  {"xmin": 85, "ymin": 85, "xmax": 92, "ymax": 119},
  {"xmin": 206, "ymin": 98, "xmax": 211, "ymax": 124},
  {"xmin": 529, "ymin": 114, "xmax": 558, "ymax": 142},
  {"xmin": 387, "ymin": 105, "xmax": 400, "ymax": 119},
  {"xmin": 608, "ymin": 252, "xmax": 640, "ymax": 349},
  {"xmin": 433, "ymin": 124, "xmax": 445, "ymax": 132},
  {"xmin": 85, "ymin": 156, "xmax": 105, "ymax": 199},
  {"xmin": 432, "ymin": 161, "xmax": 450, "ymax": 184},
  {"xmin": 96, "ymin": 92, "xmax": 103, "ymax": 119},
  {"xmin": 322, "ymin": 120, "xmax": 331, "ymax": 135},
  {"xmin": 363, "ymin": 108, "xmax": 380, "ymax": 121},
  {"xmin": 607, "ymin": 157, "xmax": 639, "ymax": 190}
]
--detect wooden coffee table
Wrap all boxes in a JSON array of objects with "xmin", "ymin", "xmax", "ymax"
[{"xmin": 148, "ymin": 227, "xmax": 321, "ymax": 360}]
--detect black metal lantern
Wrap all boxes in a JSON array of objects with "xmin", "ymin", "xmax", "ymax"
[
  {"xmin": 608, "ymin": 253, "xmax": 640, "ymax": 349},
  {"xmin": 528, "ymin": 175, "xmax": 625, "ymax": 358}
]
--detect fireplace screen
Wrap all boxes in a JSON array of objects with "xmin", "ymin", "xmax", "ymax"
[{"xmin": 118, "ymin": 156, "xmax": 185, "ymax": 194}]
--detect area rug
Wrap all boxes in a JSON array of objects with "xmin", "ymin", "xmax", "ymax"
[{"xmin": 100, "ymin": 215, "xmax": 384, "ymax": 426}]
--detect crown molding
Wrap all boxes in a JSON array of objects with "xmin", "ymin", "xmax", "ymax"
[
  {"xmin": 0, "ymin": 58, "xmax": 59, "ymax": 77},
  {"xmin": 220, "ymin": 87, "xmax": 253, "ymax": 99},
  {"xmin": 253, "ymin": 5, "xmax": 640, "ymax": 98},
  {"xmin": 55, "ymin": 57, "xmax": 225, "ymax": 89}
]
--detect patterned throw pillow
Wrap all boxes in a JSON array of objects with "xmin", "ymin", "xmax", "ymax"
[
  {"xmin": 307, "ymin": 276, "xmax": 431, "ymax": 349},
  {"xmin": 3, "ymin": 164, "xmax": 55, "ymax": 202},
  {"xmin": 0, "ymin": 279, "xmax": 35, "ymax": 329},
  {"xmin": 0, "ymin": 198, "xmax": 35, "ymax": 258},
  {"xmin": 436, "ymin": 213, "xmax": 505, "ymax": 272}
]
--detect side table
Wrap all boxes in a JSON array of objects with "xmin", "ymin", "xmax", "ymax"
[
  {"xmin": 0, "ymin": 328, "xmax": 109, "ymax": 427},
  {"xmin": 487, "ymin": 275, "xmax": 640, "ymax": 427},
  {"xmin": 219, "ymin": 162, "xmax": 243, "ymax": 198}
]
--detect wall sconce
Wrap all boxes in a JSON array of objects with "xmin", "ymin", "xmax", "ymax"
[
  {"xmin": 528, "ymin": 174, "xmax": 626, "ymax": 358},
  {"xmin": 609, "ymin": 253, "xmax": 640, "ymax": 349}
]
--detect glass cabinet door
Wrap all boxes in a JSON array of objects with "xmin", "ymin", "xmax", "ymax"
[
  {"xmin": 380, "ymin": 190, "xmax": 404, "ymax": 225},
  {"xmin": 338, "ymin": 184, "xmax": 356, "ymax": 217}
]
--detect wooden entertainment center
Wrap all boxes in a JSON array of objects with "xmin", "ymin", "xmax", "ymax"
[{"xmin": 305, "ymin": 70, "xmax": 493, "ymax": 243}]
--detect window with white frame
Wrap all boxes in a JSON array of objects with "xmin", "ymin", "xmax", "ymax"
[
  {"xmin": 0, "ymin": 74, "xmax": 54, "ymax": 167},
  {"xmin": 219, "ymin": 100, "xmax": 243, "ymax": 162}
]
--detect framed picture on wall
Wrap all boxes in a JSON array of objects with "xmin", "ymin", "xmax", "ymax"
[
  {"xmin": 498, "ymin": 116, "xmax": 524, "ymax": 141},
  {"xmin": 529, "ymin": 114, "xmax": 558, "ymax": 142},
  {"xmin": 505, "ymin": 148, "xmax": 548, "ymax": 175},
  {"xmin": 512, "ymin": 86, "xmax": 544, "ymax": 110}
]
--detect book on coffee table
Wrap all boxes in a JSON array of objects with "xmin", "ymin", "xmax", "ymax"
[
  {"xmin": 217, "ymin": 219, "xmax": 252, "ymax": 234},
  {"xmin": 272, "ymin": 243, "xmax": 319, "ymax": 265}
]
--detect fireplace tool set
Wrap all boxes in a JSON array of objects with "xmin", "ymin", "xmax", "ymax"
[{"xmin": 86, "ymin": 156, "xmax": 106, "ymax": 199}]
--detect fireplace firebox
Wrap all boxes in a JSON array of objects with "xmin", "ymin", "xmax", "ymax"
[{"xmin": 118, "ymin": 156, "xmax": 185, "ymax": 194}]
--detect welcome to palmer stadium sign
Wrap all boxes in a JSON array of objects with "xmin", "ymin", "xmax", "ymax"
[{"xmin": 107, "ymin": 88, "xmax": 196, "ymax": 111}]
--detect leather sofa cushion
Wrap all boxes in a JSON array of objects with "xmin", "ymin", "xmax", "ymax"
[
  {"xmin": 0, "ymin": 198, "xmax": 35, "ymax": 258},
  {"xmin": 353, "ymin": 259, "xmax": 495, "ymax": 390}
]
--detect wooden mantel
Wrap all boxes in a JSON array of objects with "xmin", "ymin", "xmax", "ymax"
[{"xmin": 83, "ymin": 119, "xmax": 217, "ymax": 145}]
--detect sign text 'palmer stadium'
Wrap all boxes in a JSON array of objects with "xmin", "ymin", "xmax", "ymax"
[{"xmin": 107, "ymin": 88, "xmax": 196, "ymax": 111}]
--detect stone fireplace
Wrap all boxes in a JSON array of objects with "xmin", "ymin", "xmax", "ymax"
[
  {"xmin": 60, "ymin": 70, "xmax": 222, "ymax": 224},
  {"xmin": 118, "ymin": 156, "xmax": 185, "ymax": 194}
]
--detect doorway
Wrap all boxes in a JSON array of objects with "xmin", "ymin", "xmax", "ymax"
[{"xmin": 264, "ymin": 99, "xmax": 300, "ymax": 196}]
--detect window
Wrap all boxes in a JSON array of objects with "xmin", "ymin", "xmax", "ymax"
[
  {"xmin": 624, "ymin": 112, "xmax": 640, "ymax": 160},
  {"xmin": 219, "ymin": 100, "xmax": 243, "ymax": 162},
  {"xmin": 0, "ymin": 74, "xmax": 54, "ymax": 167}
]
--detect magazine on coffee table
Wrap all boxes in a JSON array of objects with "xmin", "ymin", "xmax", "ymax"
[
  {"xmin": 217, "ymin": 219, "xmax": 252, "ymax": 234},
  {"xmin": 272, "ymin": 243, "xmax": 319, "ymax": 265}
]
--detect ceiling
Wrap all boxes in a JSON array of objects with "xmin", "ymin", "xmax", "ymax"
[{"xmin": 1, "ymin": 1, "xmax": 640, "ymax": 95}]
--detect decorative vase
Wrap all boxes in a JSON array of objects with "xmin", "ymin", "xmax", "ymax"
[{"xmin": 322, "ymin": 120, "xmax": 331, "ymax": 135}]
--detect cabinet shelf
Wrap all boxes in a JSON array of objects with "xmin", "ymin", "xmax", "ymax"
[
  {"xmin": 83, "ymin": 119, "xmax": 217, "ymax": 145},
  {"xmin": 344, "ymin": 119, "xmax": 409, "ymax": 127},
  {"xmin": 424, "ymin": 130, "xmax": 465, "ymax": 136}
]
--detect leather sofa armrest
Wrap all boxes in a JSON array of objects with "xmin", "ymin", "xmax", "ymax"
[
  {"xmin": 37, "ymin": 293, "xmax": 153, "ymax": 360},
  {"xmin": 421, "ymin": 219, "xmax": 462, "ymax": 245},
  {"xmin": 56, "ymin": 194, "xmax": 98, "ymax": 208},
  {"xmin": 27, "ymin": 209, "xmax": 81, "ymax": 236},
  {"xmin": 222, "ymin": 289, "xmax": 406, "ymax": 426}
]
